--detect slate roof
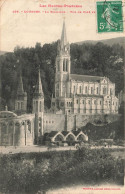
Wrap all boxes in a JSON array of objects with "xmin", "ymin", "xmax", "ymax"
[
  {"xmin": 70, "ymin": 74, "xmax": 104, "ymax": 83},
  {"xmin": 75, "ymin": 94, "xmax": 104, "ymax": 98}
]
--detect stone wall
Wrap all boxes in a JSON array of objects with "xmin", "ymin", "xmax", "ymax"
[
  {"xmin": 43, "ymin": 113, "xmax": 121, "ymax": 133},
  {"xmin": 43, "ymin": 113, "xmax": 66, "ymax": 133}
]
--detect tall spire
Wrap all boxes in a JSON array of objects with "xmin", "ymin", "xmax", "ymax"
[
  {"xmin": 61, "ymin": 20, "xmax": 67, "ymax": 48},
  {"xmin": 34, "ymin": 68, "xmax": 44, "ymax": 97},
  {"xmin": 17, "ymin": 73, "xmax": 24, "ymax": 94}
]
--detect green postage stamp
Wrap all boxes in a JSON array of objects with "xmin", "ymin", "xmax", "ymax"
[{"xmin": 97, "ymin": 1, "xmax": 123, "ymax": 33}]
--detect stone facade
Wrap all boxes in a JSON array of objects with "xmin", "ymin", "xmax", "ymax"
[
  {"xmin": 51, "ymin": 21, "xmax": 119, "ymax": 115},
  {"xmin": 0, "ymin": 21, "xmax": 120, "ymax": 146}
]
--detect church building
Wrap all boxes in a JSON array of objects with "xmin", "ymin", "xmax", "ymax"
[
  {"xmin": 0, "ymin": 21, "xmax": 119, "ymax": 146},
  {"xmin": 51, "ymin": 21, "xmax": 119, "ymax": 114}
]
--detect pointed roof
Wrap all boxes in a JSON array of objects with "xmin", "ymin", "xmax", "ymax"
[
  {"xmin": 61, "ymin": 20, "xmax": 67, "ymax": 48},
  {"xmin": 34, "ymin": 68, "xmax": 44, "ymax": 98},
  {"xmin": 70, "ymin": 74, "xmax": 104, "ymax": 83},
  {"xmin": 17, "ymin": 73, "xmax": 24, "ymax": 94}
]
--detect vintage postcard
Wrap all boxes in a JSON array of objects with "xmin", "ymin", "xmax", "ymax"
[{"xmin": 0, "ymin": 0, "xmax": 124, "ymax": 193}]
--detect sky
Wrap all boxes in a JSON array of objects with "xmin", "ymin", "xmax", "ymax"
[{"xmin": 0, "ymin": 0, "xmax": 125, "ymax": 52}]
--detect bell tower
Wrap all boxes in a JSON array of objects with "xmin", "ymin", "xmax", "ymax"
[
  {"xmin": 33, "ymin": 68, "xmax": 44, "ymax": 142},
  {"xmin": 15, "ymin": 72, "xmax": 27, "ymax": 113},
  {"xmin": 55, "ymin": 20, "xmax": 71, "ymax": 98}
]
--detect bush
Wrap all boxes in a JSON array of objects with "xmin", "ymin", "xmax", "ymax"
[{"xmin": 0, "ymin": 148, "xmax": 124, "ymax": 193}]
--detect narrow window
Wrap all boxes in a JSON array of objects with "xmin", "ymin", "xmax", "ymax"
[
  {"xmin": 79, "ymin": 86, "xmax": 82, "ymax": 93},
  {"xmin": 63, "ymin": 59, "xmax": 65, "ymax": 71},
  {"xmin": 85, "ymin": 86, "xmax": 87, "ymax": 93},
  {"xmin": 110, "ymin": 88, "xmax": 112, "ymax": 95},
  {"xmin": 40, "ymin": 101, "xmax": 42, "ymax": 112},
  {"xmin": 21, "ymin": 102, "xmax": 23, "ymax": 109},
  {"xmin": 18, "ymin": 102, "xmax": 20, "ymax": 110},
  {"xmin": 91, "ymin": 87, "xmax": 93, "ymax": 94},
  {"xmin": 36, "ymin": 101, "xmax": 38, "ymax": 111},
  {"xmin": 58, "ymin": 61, "xmax": 60, "ymax": 71},
  {"xmin": 73, "ymin": 86, "xmax": 75, "ymax": 93},
  {"xmin": 100, "ymin": 101, "xmax": 102, "ymax": 105},
  {"xmin": 83, "ymin": 100, "xmax": 84, "ymax": 104},
  {"xmin": 66, "ymin": 60, "xmax": 68, "ymax": 71},
  {"xmin": 96, "ymin": 87, "xmax": 98, "ymax": 94},
  {"xmin": 103, "ymin": 87, "xmax": 106, "ymax": 95},
  {"xmin": 76, "ymin": 100, "xmax": 78, "ymax": 104}
]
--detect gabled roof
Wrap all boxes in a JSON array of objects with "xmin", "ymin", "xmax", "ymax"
[
  {"xmin": 75, "ymin": 94, "xmax": 103, "ymax": 98},
  {"xmin": 61, "ymin": 131, "xmax": 69, "ymax": 136},
  {"xmin": 48, "ymin": 131, "xmax": 58, "ymax": 137},
  {"xmin": 70, "ymin": 74, "xmax": 104, "ymax": 83}
]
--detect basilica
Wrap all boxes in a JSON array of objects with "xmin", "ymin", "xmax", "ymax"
[{"xmin": 0, "ymin": 21, "xmax": 119, "ymax": 146}]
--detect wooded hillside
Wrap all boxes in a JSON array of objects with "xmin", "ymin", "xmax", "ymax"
[{"xmin": 0, "ymin": 41, "xmax": 124, "ymax": 111}]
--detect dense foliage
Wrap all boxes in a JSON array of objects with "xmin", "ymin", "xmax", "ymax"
[
  {"xmin": 0, "ymin": 148, "xmax": 124, "ymax": 194},
  {"xmin": 0, "ymin": 42, "xmax": 124, "ymax": 111},
  {"xmin": 80, "ymin": 117, "xmax": 124, "ymax": 141}
]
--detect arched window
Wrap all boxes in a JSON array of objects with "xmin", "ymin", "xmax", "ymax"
[
  {"xmin": 63, "ymin": 59, "xmax": 65, "ymax": 71},
  {"xmin": 34, "ymin": 101, "xmax": 35, "ymax": 111},
  {"xmin": 91, "ymin": 87, "xmax": 93, "ymax": 94},
  {"xmin": 40, "ymin": 101, "xmax": 42, "ymax": 112},
  {"xmin": 17, "ymin": 102, "xmax": 20, "ymax": 110},
  {"xmin": 66, "ymin": 59, "xmax": 68, "ymax": 71},
  {"xmin": 73, "ymin": 86, "xmax": 75, "ymax": 93},
  {"xmin": 36, "ymin": 101, "xmax": 38, "ymax": 111},
  {"xmin": 21, "ymin": 102, "xmax": 23, "ymax": 109},
  {"xmin": 103, "ymin": 87, "xmax": 106, "ymax": 95},
  {"xmin": 79, "ymin": 86, "xmax": 82, "ymax": 93},
  {"xmin": 96, "ymin": 87, "xmax": 98, "ymax": 94},
  {"xmin": 85, "ymin": 86, "xmax": 88, "ymax": 93},
  {"xmin": 58, "ymin": 61, "xmax": 60, "ymax": 71}
]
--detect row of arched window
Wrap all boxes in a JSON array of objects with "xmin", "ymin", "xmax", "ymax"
[
  {"xmin": 73, "ymin": 86, "xmax": 99, "ymax": 94},
  {"xmin": 17, "ymin": 102, "xmax": 23, "ymax": 110},
  {"xmin": 73, "ymin": 86, "xmax": 114, "ymax": 95},
  {"xmin": 63, "ymin": 59, "xmax": 68, "ymax": 72},
  {"xmin": 67, "ymin": 102, "xmax": 72, "ymax": 107},
  {"xmin": 44, "ymin": 120, "xmax": 54, "ymax": 124},
  {"xmin": 75, "ymin": 99, "xmax": 103, "ymax": 105},
  {"xmin": 57, "ymin": 59, "xmax": 69, "ymax": 72},
  {"xmin": 34, "ymin": 101, "xmax": 43, "ymax": 112}
]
